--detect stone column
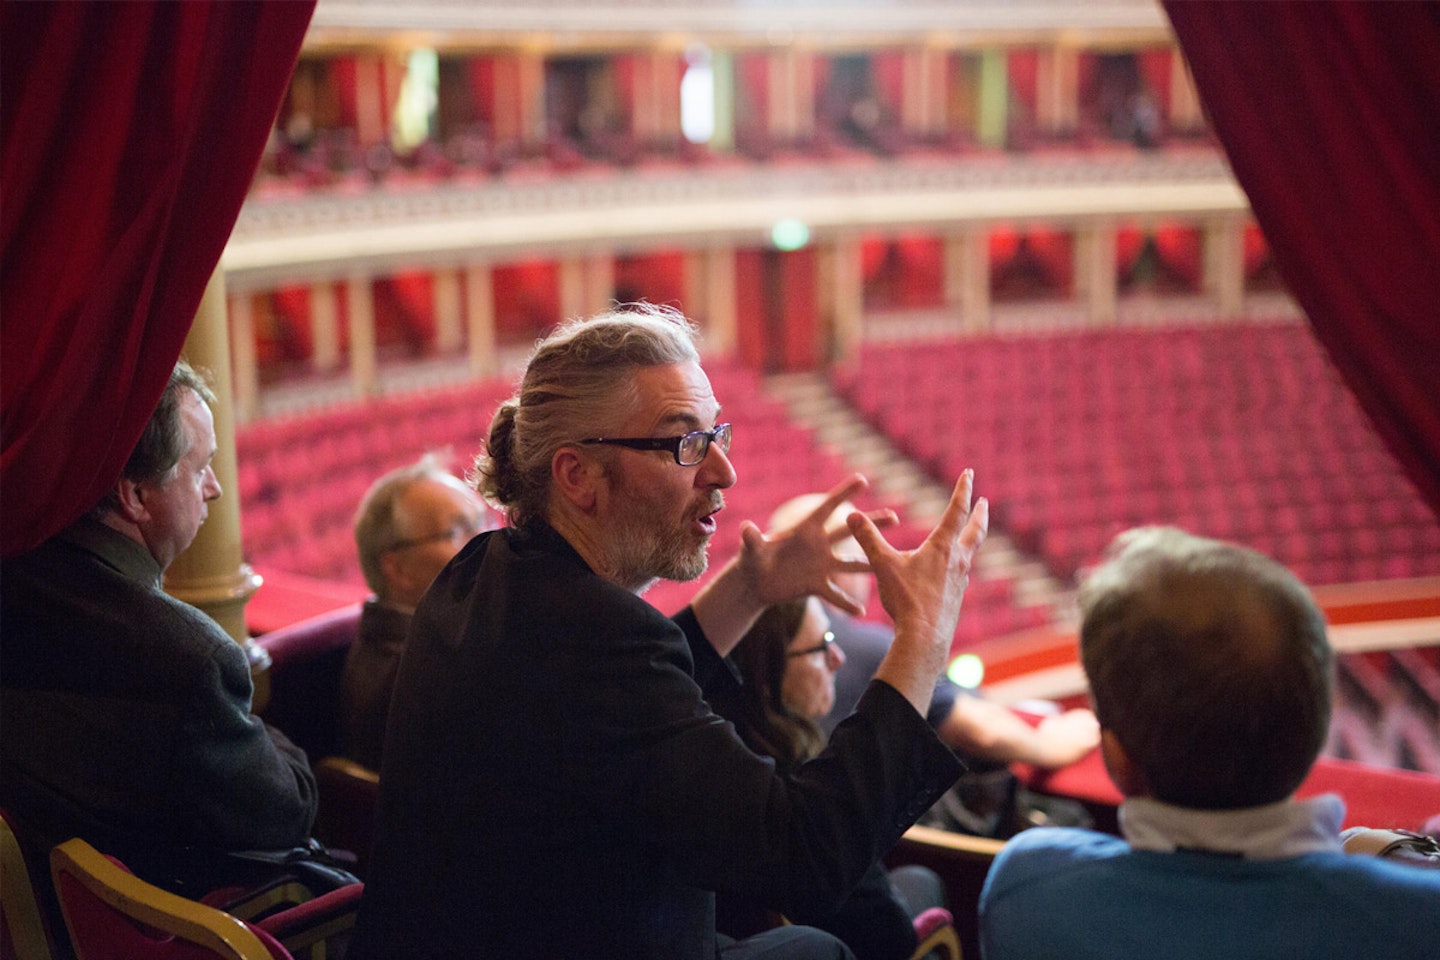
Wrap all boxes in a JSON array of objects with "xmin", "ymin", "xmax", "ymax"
[
  {"xmin": 165, "ymin": 269, "xmax": 263, "ymax": 648},
  {"xmin": 346, "ymin": 272, "xmax": 377, "ymax": 397},
  {"xmin": 1205, "ymin": 216, "xmax": 1246, "ymax": 319},
  {"xmin": 433, "ymin": 267, "xmax": 464, "ymax": 354},
  {"xmin": 702, "ymin": 245, "xmax": 737, "ymax": 357},
  {"xmin": 829, "ymin": 235, "xmax": 864, "ymax": 363},
  {"xmin": 228, "ymin": 290, "xmax": 259, "ymax": 425},
  {"xmin": 354, "ymin": 54, "xmax": 387, "ymax": 148},
  {"xmin": 793, "ymin": 49, "xmax": 815, "ymax": 140},
  {"xmin": 519, "ymin": 51, "xmax": 547, "ymax": 151},
  {"xmin": 491, "ymin": 55, "xmax": 523, "ymax": 146},
  {"xmin": 1169, "ymin": 51, "xmax": 1205, "ymax": 133},
  {"xmin": 634, "ymin": 51, "xmax": 682, "ymax": 144},
  {"xmin": 902, "ymin": 46, "xmax": 946, "ymax": 139},
  {"xmin": 655, "ymin": 51, "xmax": 683, "ymax": 142},
  {"xmin": 768, "ymin": 48, "xmax": 812, "ymax": 142},
  {"xmin": 1037, "ymin": 45, "xmax": 1079, "ymax": 136},
  {"xmin": 584, "ymin": 254, "xmax": 615, "ymax": 315},
  {"xmin": 559, "ymin": 257, "xmax": 586, "ymax": 322},
  {"xmin": 947, "ymin": 229, "xmax": 991, "ymax": 333},
  {"xmin": 465, "ymin": 263, "xmax": 497, "ymax": 378},
  {"xmin": 1077, "ymin": 220, "xmax": 1118, "ymax": 326},
  {"xmin": 310, "ymin": 282, "xmax": 341, "ymax": 373}
]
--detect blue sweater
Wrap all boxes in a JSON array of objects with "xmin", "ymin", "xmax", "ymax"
[{"xmin": 979, "ymin": 826, "xmax": 1440, "ymax": 960}]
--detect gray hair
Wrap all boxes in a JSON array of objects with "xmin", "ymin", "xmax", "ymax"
[
  {"xmin": 1079, "ymin": 527, "xmax": 1332, "ymax": 809},
  {"xmin": 353, "ymin": 453, "xmax": 458, "ymax": 596},
  {"xmin": 90, "ymin": 359, "xmax": 216, "ymax": 518},
  {"xmin": 472, "ymin": 303, "xmax": 700, "ymax": 531}
]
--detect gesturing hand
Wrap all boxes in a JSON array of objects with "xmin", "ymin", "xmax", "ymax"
[
  {"xmin": 734, "ymin": 474, "xmax": 896, "ymax": 617},
  {"xmin": 846, "ymin": 470, "xmax": 989, "ymax": 651}
]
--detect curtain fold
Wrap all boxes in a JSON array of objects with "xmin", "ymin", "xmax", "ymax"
[
  {"xmin": 1, "ymin": 0, "xmax": 315, "ymax": 558},
  {"xmin": 1163, "ymin": 0, "xmax": 1440, "ymax": 517}
]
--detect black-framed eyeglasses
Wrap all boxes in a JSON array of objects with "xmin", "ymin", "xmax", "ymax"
[
  {"xmin": 786, "ymin": 631, "xmax": 837, "ymax": 659},
  {"xmin": 579, "ymin": 422, "xmax": 732, "ymax": 467},
  {"xmin": 384, "ymin": 517, "xmax": 484, "ymax": 553}
]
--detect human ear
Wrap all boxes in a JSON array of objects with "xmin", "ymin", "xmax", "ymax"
[
  {"xmin": 1100, "ymin": 728, "xmax": 1150, "ymax": 798},
  {"xmin": 114, "ymin": 478, "xmax": 150, "ymax": 525},
  {"xmin": 551, "ymin": 447, "xmax": 601, "ymax": 513},
  {"xmin": 378, "ymin": 550, "xmax": 411, "ymax": 595}
]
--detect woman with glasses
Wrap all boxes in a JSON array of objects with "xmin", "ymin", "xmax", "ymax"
[{"xmin": 713, "ymin": 597, "xmax": 947, "ymax": 960}]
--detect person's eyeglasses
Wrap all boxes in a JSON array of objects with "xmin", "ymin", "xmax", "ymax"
[
  {"xmin": 579, "ymin": 422, "xmax": 732, "ymax": 467},
  {"xmin": 786, "ymin": 631, "xmax": 837, "ymax": 659},
  {"xmin": 385, "ymin": 517, "xmax": 484, "ymax": 553}
]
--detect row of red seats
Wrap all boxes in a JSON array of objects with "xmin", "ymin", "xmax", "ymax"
[
  {"xmin": 836, "ymin": 320, "xmax": 1440, "ymax": 586},
  {"xmin": 234, "ymin": 364, "xmax": 1038, "ymax": 651}
]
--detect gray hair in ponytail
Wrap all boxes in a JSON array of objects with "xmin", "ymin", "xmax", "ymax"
[{"xmin": 472, "ymin": 303, "xmax": 701, "ymax": 530}]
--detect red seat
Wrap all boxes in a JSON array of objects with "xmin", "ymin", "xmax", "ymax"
[{"xmin": 50, "ymin": 838, "xmax": 362, "ymax": 960}]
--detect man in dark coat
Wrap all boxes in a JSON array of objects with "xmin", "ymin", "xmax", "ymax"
[
  {"xmin": 1, "ymin": 360, "xmax": 318, "ymax": 952},
  {"xmin": 350, "ymin": 305, "xmax": 990, "ymax": 960}
]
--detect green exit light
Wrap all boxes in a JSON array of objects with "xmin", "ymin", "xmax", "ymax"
[
  {"xmin": 771, "ymin": 219, "xmax": 811, "ymax": 251},
  {"xmin": 948, "ymin": 653, "xmax": 985, "ymax": 689}
]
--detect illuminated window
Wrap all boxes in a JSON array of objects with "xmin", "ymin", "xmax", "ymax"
[
  {"xmin": 393, "ymin": 49, "xmax": 439, "ymax": 150},
  {"xmin": 681, "ymin": 45, "xmax": 715, "ymax": 144}
]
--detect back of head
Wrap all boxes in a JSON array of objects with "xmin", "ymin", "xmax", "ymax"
[
  {"xmin": 89, "ymin": 360, "xmax": 216, "ymax": 519},
  {"xmin": 1079, "ymin": 527, "xmax": 1331, "ymax": 809},
  {"xmin": 473, "ymin": 303, "xmax": 700, "ymax": 531}
]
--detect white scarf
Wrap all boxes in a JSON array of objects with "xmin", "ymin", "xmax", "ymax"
[{"xmin": 1119, "ymin": 793, "xmax": 1346, "ymax": 860}]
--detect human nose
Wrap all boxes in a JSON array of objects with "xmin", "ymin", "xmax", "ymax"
[
  {"xmin": 827, "ymin": 642, "xmax": 845, "ymax": 668},
  {"xmin": 696, "ymin": 439, "xmax": 736, "ymax": 489},
  {"xmin": 204, "ymin": 467, "xmax": 222, "ymax": 501}
]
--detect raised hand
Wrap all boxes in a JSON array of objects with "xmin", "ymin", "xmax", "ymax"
[
  {"xmin": 690, "ymin": 475, "xmax": 895, "ymax": 656},
  {"xmin": 735, "ymin": 474, "xmax": 897, "ymax": 616},
  {"xmin": 847, "ymin": 470, "xmax": 990, "ymax": 715}
]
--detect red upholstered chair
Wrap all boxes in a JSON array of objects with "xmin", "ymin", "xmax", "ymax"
[
  {"xmin": 253, "ymin": 604, "xmax": 363, "ymax": 761},
  {"xmin": 50, "ymin": 839, "xmax": 362, "ymax": 960},
  {"xmin": 50, "ymin": 839, "xmax": 288, "ymax": 960}
]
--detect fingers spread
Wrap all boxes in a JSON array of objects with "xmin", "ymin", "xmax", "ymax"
[
  {"xmin": 845, "ymin": 510, "xmax": 893, "ymax": 563},
  {"xmin": 962, "ymin": 497, "xmax": 989, "ymax": 550},
  {"xmin": 810, "ymin": 474, "xmax": 868, "ymax": 528},
  {"xmin": 821, "ymin": 581, "xmax": 865, "ymax": 618},
  {"xmin": 927, "ymin": 470, "xmax": 977, "ymax": 546},
  {"xmin": 739, "ymin": 520, "xmax": 766, "ymax": 552}
]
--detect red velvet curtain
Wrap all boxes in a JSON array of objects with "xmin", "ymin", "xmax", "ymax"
[
  {"xmin": 0, "ymin": 1, "xmax": 314, "ymax": 558},
  {"xmin": 1164, "ymin": 1, "xmax": 1440, "ymax": 517}
]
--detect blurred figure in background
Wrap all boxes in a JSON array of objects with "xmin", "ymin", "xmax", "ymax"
[
  {"xmin": 712, "ymin": 596, "xmax": 948, "ymax": 960},
  {"xmin": 341, "ymin": 454, "xmax": 495, "ymax": 769}
]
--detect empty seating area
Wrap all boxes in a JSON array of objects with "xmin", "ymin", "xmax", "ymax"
[
  {"xmin": 834, "ymin": 319, "xmax": 1440, "ymax": 587},
  {"xmin": 237, "ymin": 377, "xmax": 516, "ymax": 584},
  {"xmin": 1331, "ymin": 647, "xmax": 1440, "ymax": 774},
  {"xmin": 236, "ymin": 361, "xmax": 1026, "ymax": 641}
]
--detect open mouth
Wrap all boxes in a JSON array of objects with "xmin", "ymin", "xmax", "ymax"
[{"xmin": 695, "ymin": 501, "xmax": 722, "ymax": 534}]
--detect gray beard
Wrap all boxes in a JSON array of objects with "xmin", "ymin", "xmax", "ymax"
[{"xmin": 607, "ymin": 523, "xmax": 710, "ymax": 592}]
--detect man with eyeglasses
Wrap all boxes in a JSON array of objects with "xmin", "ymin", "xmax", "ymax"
[
  {"xmin": 350, "ymin": 304, "xmax": 990, "ymax": 960},
  {"xmin": 341, "ymin": 454, "xmax": 496, "ymax": 769}
]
